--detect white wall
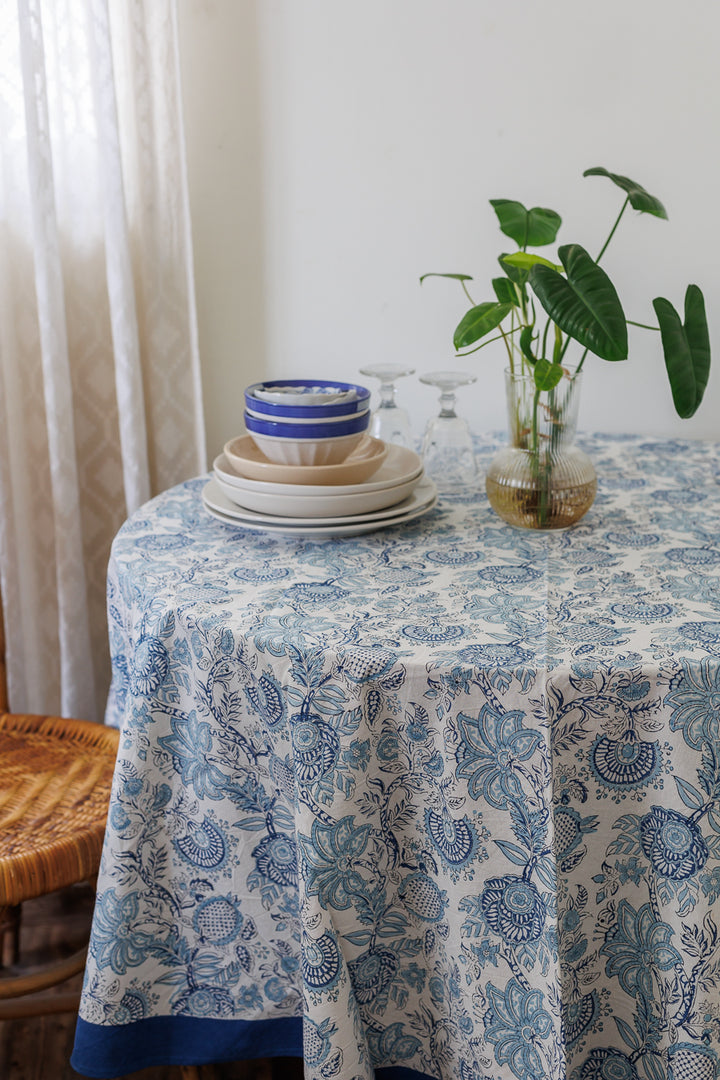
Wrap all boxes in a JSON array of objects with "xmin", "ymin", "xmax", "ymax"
[{"xmin": 178, "ymin": 0, "xmax": 720, "ymax": 462}]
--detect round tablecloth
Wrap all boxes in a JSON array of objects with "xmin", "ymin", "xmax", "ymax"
[{"xmin": 73, "ymin": 434, "xmax": 720, "ymax": 1080}]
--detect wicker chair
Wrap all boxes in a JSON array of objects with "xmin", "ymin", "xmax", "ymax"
[{"xmin": 0, "ymin": 594, "xmax": 119, "ymax": 1019}]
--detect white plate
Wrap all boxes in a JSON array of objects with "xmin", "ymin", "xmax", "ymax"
[
  {"xmin": 204, "ymin": 476, "xmax": 436, "ymax": 526},
  {"xmin": 214, "ymin": 443, "xmax": 423, "ymax": 497},
  {"xmin": 212, "ymin": 465, "xmax": 425, "ymax": 518},
  {"xmin": 202, "ymin": 479, "xmax": 438, "ymax": 537}
]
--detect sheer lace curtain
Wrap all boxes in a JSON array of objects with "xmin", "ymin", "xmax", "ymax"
[{"xmin": 0, "ymin": 0, "xmax": 206, "ymax": 723}]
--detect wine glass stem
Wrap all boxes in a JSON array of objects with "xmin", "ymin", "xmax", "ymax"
[
  {"xmin": 379, "ymin": 382, "xmax": 398, "ymax": 410},
  {"xmin": 439, "ymin": 390, "xmax": 457, "ymax": 418}
]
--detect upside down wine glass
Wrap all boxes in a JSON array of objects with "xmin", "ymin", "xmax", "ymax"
[
  {"xmin": 358, "ymin": 363, "xmax": 415, "ymax": 448},
  {"xmin": 420, "ymin": 370, "xmax": 478, "ymax": 489}
]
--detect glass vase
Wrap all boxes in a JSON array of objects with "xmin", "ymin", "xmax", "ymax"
[{"xmin": 485, "ymin": 369, "xmax": 597, "ymax": 530}]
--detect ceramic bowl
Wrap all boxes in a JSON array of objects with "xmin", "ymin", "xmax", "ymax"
[
  {"xmin": 220, "ymin": 436, "xmax": 389, "ymax": 485},
  {"xmin": 245, "ymin": 380, "xmax": 370, "ymax": 419},
  {"xmin": 243, "ymin": 409, "xmax": 370, "ymax": 465},
  {"xmin": 245, "ymin": 405, "xmax": 370, "ymax": 426}
]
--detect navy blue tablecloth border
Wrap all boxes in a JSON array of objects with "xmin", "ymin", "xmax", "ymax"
[{"xmin": 72, "ymin": 1015, "xmax": 434, "ymax": 1080}]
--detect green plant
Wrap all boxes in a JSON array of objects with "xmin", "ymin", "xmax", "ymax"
[{"xmin": 421, "ymin": 167, "xmax": 711, "ymax": 419}]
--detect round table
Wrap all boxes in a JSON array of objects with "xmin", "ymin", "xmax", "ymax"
[{"xmin": 72, "ymin": 434, "xmax": 720, "ymax": 1080}]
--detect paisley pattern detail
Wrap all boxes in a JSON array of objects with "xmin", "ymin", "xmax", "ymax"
[
  {"xmin": 424, "ymin": 808, "xmax": 478, "ymax": 867},
  {"xmin": 589, "ymin": 735, "xmax": 661, "ymax": 791},
  {"xmin": 302, "ymin": 932, "xmax": 341, "ymax": 991},
  {"xmin": 609, "ymin": 601, "xmax": 674, "ymax": 621},
  {"xmin": 561, "ymin": 991, "xmax": 598, "ymax": 1047},
  {"xmin": 174, "ymin": 816, "xmax": 227, "ymax": 869},
  {"xmin": 80, "ymin": 435, "xmax": 720, "ymax": 1080},
  {"xmin": 425, "ymin": 546, "xmax": 481, "ymax": 565},
  {"xmin": 401, "ymin": 623, "xmax": 465, "ymax": 643}
]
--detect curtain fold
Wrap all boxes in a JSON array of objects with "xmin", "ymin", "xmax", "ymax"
[
  {"xmin": 87, "ymin": 0, "xmax": 151, "ymax": 515},
  {"xmin": 0, "ymin": 0, "xmax": 205, "ymax": 722}
]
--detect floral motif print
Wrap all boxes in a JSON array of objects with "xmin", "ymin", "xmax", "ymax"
[
  {"xmin": 251, "ymin": 834, "xmax": 298, "ymax": 888},
  {"xmin": 424, "ymin": 808, "xmax": 478, "ymax": 868},
  {"xmin": 455, "ymin": 703, "xmax": 542, "ymax": 808},
  {"xmin": 291, "ymin": 716, "xmax": 339, "ymax": 783},
  {"xmin": 589, "ymin": 735, "xmax": 661, "ymax": 791},
  {"xmin": 301, "ymin": 932, "xmax": 341, "ymax": 992},
  {"xmin": 483, "ymin": 978, "xmax": 554, "ymax": 1080},
  {"xmin": 480, "ymin": 875, "xmax": 547, "ymax": 943},
  {"xmin": 571, "ymin": 1047, "xmax": 639, "ymax": 1080},
  {"xmin": 91, "ymin": 890, "xmax": 151, "ymax": 974},
  {"xmin": 348, "ymin": 949, "xmax": 399, "ymax": 1004},
  {"xmin": 131, "ymin": 635, "xmax": 169, "ymax": 694},
  {"xmin": 667, "ymin": 657, "xmax": 720, "ymax": 749},
  {"xmin": 298, "ymin": 817, "xmax": 371, "ymax": 910},
  {"xmin": 174, "ymin": 816, "xmax": 227, "ymax": 869},
  {"xmin": 639, "ymin": 807, "xmax": 709, "ymax": 880},
  {"xmin": 600, "ymin": 900, "xmax": 682, "ymax": 998},
  {"xmin": 77, "ymin": 436, "xmax": 720, "ymax": 1080}
]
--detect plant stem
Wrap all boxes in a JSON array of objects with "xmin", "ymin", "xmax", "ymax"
[
  {"xmin": 627, "ymin": 319, "xmax": 660, "ymax": 331},
  {"xmin": 499, "ymin": 323, "xmax": 516, "ymax": 369},
  {"xmin": 509, "ymin": 309, "xmax": 516, "ymax": 375},
  {"xmin": 595, "ymin": 195, "xmax": 630, "ymax": 264},
  {"xmin": 531, "ymin": 386, "xmax": 540, "ymax": 455},
  {"xmin": 455, "ymin": 325, "xmax": 521, "ymax": 357},
  {"xmin": 575, "ymin": 347, "xmax": 589, "ymax": 374},
  {"xmin": 461, "ymin": 280, "xmax": 476, "ymax": 306},
  {"xmin": 541, "ymin": 318, "xmax": 551, "ymax": 361},
  {"xmin": 558, "ymin": 332, "xmax": 573, "ymax": 364}
]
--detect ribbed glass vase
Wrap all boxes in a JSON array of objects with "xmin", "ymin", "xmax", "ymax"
[{"xmin": 485, "ymin": 369, "xmax": 597, "ymax": 530}]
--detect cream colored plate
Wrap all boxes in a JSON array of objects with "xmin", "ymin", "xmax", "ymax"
[
  {"xmin": 223, "ymin": 433, "xmax": 388, "ymax": 485},
  {"xmin": 202, "ymin": 478, "xmax": 438, "ymax": 536},
  {"xmin": 204, "ymin": 476, "xmax": 436, "ymax": 526},
  {"xmin": 212, "ymin": 465, "xmax": 425, "ymax": 518},
  {"xmin": 215, "ymin": 442, "xmax": 422, "ymax": 497}
]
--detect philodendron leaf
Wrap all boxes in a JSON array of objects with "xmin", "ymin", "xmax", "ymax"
[
  {"xmin": 420, "ymin": 272, "xmax": 473, "ymax": 284},
  {"xmin": 490, "ymin": 199, "xmax": 562, "ymax": 248},
  {"xmin": 492, "ymin": 276, "xmax": 518, "ymax": 305},
  {"xmin": 583, "ymin": 167, "xmax": 668, "ymax": 220},
  {"xmin": 530, "ymin": 244, "xmax": 628, "ymax": 362},
  {"xmin": 453, "ymin": 301, "xmax": 513, "ymax": 349},
  {"xmin": 533, "ymin": 357, "xmax": 565, "ymax": 391},
  {"xmin": 499, "ymin": 254, "xmax": 529, "ymax": 288},
  {"xmin": 503, "ymin": 252, "xmax": 563, "ymax": 273},
  {"xmin": 652, "ymin": 285, "xmax": 711, "ymax": 418},
  {"xmin": 520, "ymin": 326, "xmax": 536, "ymax": 363}
]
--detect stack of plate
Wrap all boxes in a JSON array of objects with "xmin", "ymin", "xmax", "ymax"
[{"xmin": 203, "ymin": 434, "xmax": 437, "ymax": 537}]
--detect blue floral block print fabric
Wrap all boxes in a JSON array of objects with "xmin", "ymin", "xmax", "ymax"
[{"xmin": 72, "ymin": 435, "xmax": 720, "ymax": 1080}]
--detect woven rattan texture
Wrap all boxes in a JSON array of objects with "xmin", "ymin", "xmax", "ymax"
[{"xmin": 0, "ymin": 714, "xmax": 119, "ymax": 907}]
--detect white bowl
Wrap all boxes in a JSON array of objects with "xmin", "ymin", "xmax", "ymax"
[
  {"xmin": 247, "ymin": 380, "xmax": 370, "ymax": 412},
  {"xmin": 252, "ymin": 386, "xmax": 359, "ymax": 406},
  {"xmin": 248, "ymin": 429, "xmax": 366, "ymax": 466}
]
